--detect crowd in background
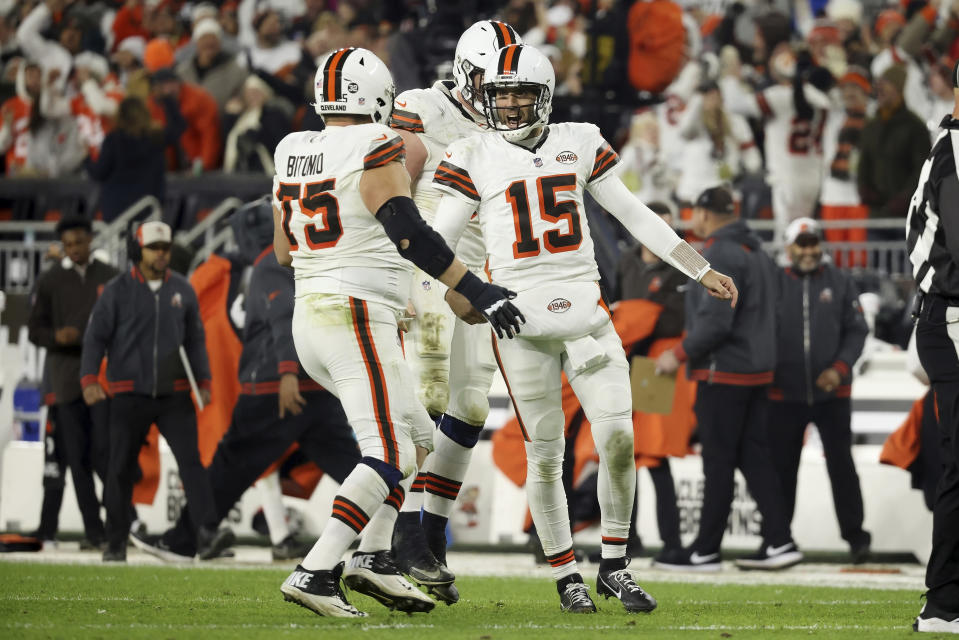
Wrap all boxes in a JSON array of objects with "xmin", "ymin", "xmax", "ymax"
[{"xmin": 0, "ymin": 0, "xmax": 950, "ymax": 241}]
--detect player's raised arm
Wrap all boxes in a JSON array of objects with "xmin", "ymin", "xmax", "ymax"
[{"xmin": 359, "ymin": 161, "xmax": 525, "ymax": 337}]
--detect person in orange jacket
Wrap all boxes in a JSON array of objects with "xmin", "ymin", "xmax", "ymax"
[{"xmin": 148, "ymin": 67, "xmax": 221, "ymax": 171}]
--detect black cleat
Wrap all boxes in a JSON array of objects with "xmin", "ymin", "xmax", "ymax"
[
  {"xmin": 196, "ymin": 526, "xmax": 236, "ymax": 561},
  {"xmin": 427, "ymin": 582, "xmax": 460, "ymax": 605},
  {"xmin": 850, "ymin": 531, "xmax": 871, "ymax": 565},
  {"xmin": 130, "ymin": 530, "xmax": 193, "ymax": 563},
  {"xmin": 102, "ymin": 547, "xmax": 126, "ymax": 562},
  {"xmin": 342, "ymin": 550, "xmax": 435, "ymax": 613},
  {"xmin": 281, "ymin": 562, "xmax": 367, "ymax": 618},
  {"xmin": 596, "ymin": 560, "xmax": 657, "ymax": 613},
  {"xmin": 559, "ymin": 580, "xmax": 597, "ymax": 614},
  {"xmin": 393, "ymin": 519, "xmax": 455, "ymax": 587}
]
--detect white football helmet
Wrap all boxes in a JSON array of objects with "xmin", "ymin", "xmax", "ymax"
[
  {"xmin": 482, "ymin": 44, "xmax": 555, "ymax": 143},
  {"xmin": 314, "ymin": 47, "xmax": 395, "ymax": 124},
  {"xmin": 453, "ymin": 20, "xmax": 522, "ymax": 114}
]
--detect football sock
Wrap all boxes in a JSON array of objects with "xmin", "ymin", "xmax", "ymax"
[
  {"xmin": 301, "ymin": 463, "xmax": 389, "ymax": 571},
  {"xmin": 422, "ymin": 414, "xmax": 481, "ymax": 521},
  {"xmin": 399, "ymin": 470, "xmax": 426, "ymax": 516},
  {"xmin": 256, "ymin": 471, "xmax": 289, "ymax": 546},
  {"xmin": 359, "ymin": 473, "xmax": 411, "ymax": 552},
  {"xmin": 591, "ymin": 417, "xmax": 635, "ymax": 562},
  {"xmin": 524, "ymin": 437, "xmax": 577, "ymax": 581}
]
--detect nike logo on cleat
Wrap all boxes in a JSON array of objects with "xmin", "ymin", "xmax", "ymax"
[
  {"xmin": 286, "ymin": 571, "xmax": 312, "ymax": 589},
  {"xmin": 349, "ymin": 554, "xmax": 375, "ymax": 569},
  {"xmin": 690, "ymin": 551, "xmax": 720, "ymax": 564},
  {"xmin": 765, "ymin": 543, "xmax": 794, "ymax": 556}
]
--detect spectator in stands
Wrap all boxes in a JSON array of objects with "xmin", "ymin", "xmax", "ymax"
[
  {"xmin": 27, "ymin": 216, "xmax": 118, "ymax": 550},
  {"xmin": 857, "ymin": 64, "xmax": 930, "ymax": 240},
  {"xmin": 618, "ymin": 111, "xmax": 673, "ymax": 206},
  {"xmin": 626, "ymin": 0, "xmax": 685, "ymax": 94},
  {"xmin": 173, "ymin": 4, "xmax": 240, "ymax": 67},
  {"xmin": 826, "ymin": 0, "xmax": 870, "ymax": 68},
  {"xmin": 176, "ymin": 18, "xmax": 248, "ymax": 111},
  {"xmin": 41, "ymin": 52, "xmax": 121, "ymax": 161},
  {"xmin": 0, "ymin": 8, "xmax": 22, "ymax": 72},
  {"xmin": 22, "ymin": 66, "xmax": 85, "ymax": 178},
  {"xmin": 0, "ymin": 58, "xmax": 41, "ymax": 175},
  {"xmin": 111, "ymin": 36, "xmax": 148, "ymax": 98},
  {"xmin": 222, "ymin": 74, "xmax": 289, "ymax": 173},
  {"xmin": 240, "ymin": 9, "xmax": 301, "ymax": 77},
  {"xmin": 85, "ymin": 96, "xmax": 166, "ymax": 222},
  {"xmin": 654, "ymin": 186, "xmax": 801, "ymax": 572},
  {"xmin": 144, "ymin": 44, "xmax": 221, "ymax": 171},
  {"xmin": 110, "ymin": 0, "xmax": 150, "ymax": 51},
  {"xmin": 924, "ymin": 60, "xmax": 956, "ymax": 141},
  {"xmin": 15, "ymin": 1, "xmax": 85, "ymax": 90},
  {"xmin": 870, "ymin": 7, "xmax": 929, "ymax": 121},
  {"xmin": 674, "ymin": 80, "xmax": 760, "ymax": 210},
  {"xmin": 820, "ymin": 67, "xmax": 871, "ymax": 267},
  {"xmin": 768, "ymin": 218, "xmax": 871, "ymax": 564},
  {"xmin": 722, "ymin": 44, "xmax": 831, "ymax": 241},
  {"xmin": 80, "ymin": 220, "xmax": 226, "ymax": 563},
  {"xmin": 144, "ymin": 1, "xmax": 189, "ymax": 51}
]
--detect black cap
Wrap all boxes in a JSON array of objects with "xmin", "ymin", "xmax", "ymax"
[{"xmin": 694, "ymin": 185, "xmax": 735, "ymax": 215}]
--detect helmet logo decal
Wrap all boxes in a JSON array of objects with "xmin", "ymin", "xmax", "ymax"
[
  {"xmin": 323, "ymin": 48, "xmax": 354, "ymax": 102},
  {"xmin": 347, "ymin": 82, "xmax": 359, "ymax": 93}
]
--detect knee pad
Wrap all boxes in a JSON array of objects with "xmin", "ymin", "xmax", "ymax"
[
  {"xmin": 524, "ymin": 437, "xmax": 565, "ymax": 484},
  {"xmin": 361, "ymin": 456, "xmax": 402, "ymax": 490},
  {"xmin": 447, "ymin": 387, "xmax": 490, "ymax": 427},
  {"xmin": 438, "ymin": 413, "xmax": 482, "ymax": 448}
]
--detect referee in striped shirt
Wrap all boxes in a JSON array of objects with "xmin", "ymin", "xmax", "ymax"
[{"xmin": 905, "ymin": 61, "xmax": 959, "ymax": 633}]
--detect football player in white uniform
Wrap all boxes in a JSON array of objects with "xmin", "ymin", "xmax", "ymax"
[
  {"xmin": 432, "ymin": 44, "xmax": 737, "ymax": 614},
  {"xmin": 388, "ymin": 19, "xmax": 522, "ymax": 602},
  {"xmin": 274, "ymin": 47, "xmax": 523, "ymax": 618}
]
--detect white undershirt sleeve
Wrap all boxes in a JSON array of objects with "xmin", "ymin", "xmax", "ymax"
[
  {"xmin": 430, "ymin": 193, "xmax": 476, "ymax": 254},
  {"xmin": 587, "ymin": 176, "xmax": 711, "ymax": 281}
]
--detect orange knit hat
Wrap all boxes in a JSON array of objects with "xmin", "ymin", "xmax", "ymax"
[{"xmin": 143, "ymin": 38, "xmax": 175, "ymax": 72}]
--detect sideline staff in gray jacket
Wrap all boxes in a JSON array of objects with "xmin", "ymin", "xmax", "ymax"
[
  {"xmin": 768, "ymin": 218, "xmax": 871, "ymax": 564},
  {"xmin": 654, "ymin": 185, "xmax": 800, "ymax": 572},
  {"xmin": 80, "ymin": 221, "xmax": 227, "ymax": 562}
]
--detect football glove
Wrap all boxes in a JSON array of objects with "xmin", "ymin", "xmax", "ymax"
[{"xmin": 454, "ymin": 272, "xmax": 525, "ymax": 339}]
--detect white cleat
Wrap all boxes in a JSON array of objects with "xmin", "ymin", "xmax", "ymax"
[
  {"xmin": 342, "ymin": 550, "xmax": 436, "ymax": 613},
  {"xmin": 280, "ymin": 562, "xmax": 367, "ymax": 618}
]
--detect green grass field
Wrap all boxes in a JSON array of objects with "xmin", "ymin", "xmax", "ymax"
[{"xmin": 0, "ymin": 562, "xmax": 932, "ymax": 639}]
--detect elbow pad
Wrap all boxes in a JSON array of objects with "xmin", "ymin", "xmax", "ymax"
[{"xmin": 375, "ymin": 196, "xmax": 456, "ymax": 278}]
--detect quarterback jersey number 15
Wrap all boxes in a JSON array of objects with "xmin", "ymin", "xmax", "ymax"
[{"xmin": 433, "ymin": 122, "xmax": 620, "ymax": 291}]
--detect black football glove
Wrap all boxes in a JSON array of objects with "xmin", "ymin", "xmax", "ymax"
[{"xmin": 454, "ymin": 272, "xmax": 525, "ymax": 338}]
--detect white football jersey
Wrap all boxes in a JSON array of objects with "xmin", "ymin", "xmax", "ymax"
[
  {"xmin": 754, "ymin": 83, "xmax": 830, "ymax": 186},
  {"xmin": 391, "ymin": 80, "xmax": 488, "ymax": 267},
  {"xmin": 433, "ymin": 123, "xmax": 620, "ymax": 292},
  {"xmin": 272, "ymin": 123, "xmax": 411, "ymax": 311}
]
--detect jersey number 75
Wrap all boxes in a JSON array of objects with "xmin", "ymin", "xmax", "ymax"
[{"xmin": 276, "ymin": 180, "xmax": 343, "ymax": 250}]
